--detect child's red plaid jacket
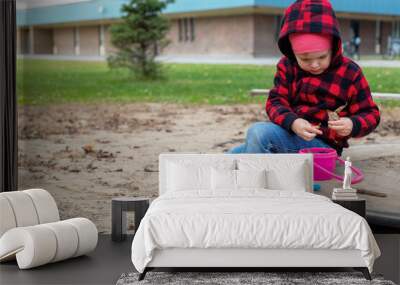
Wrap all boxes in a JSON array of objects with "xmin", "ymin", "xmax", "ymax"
[{"xmin": 266, "ymin": 0, "xmax": 380, "ymax": 155}]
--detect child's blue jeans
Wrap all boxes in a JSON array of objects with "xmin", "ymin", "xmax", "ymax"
[{"xmin": 227, "ymin": 122, "xmax": 331, "ymax": 154}]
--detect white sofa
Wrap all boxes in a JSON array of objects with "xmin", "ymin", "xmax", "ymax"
[{"xmin": 0, "ymin": 189, "xmax": 98, "ymax": 269}]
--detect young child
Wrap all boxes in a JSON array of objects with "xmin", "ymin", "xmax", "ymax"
[{"xmin": 228, "ymin": 0, "xmax": 380, "ymax": 156}]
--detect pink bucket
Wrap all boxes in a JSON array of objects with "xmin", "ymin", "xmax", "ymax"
[{"xmin": 299, "ymin": 147, "xmax": 364, "ymax": 184}]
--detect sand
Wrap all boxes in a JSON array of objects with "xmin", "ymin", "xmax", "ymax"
[{"xmin": 17, "ymin": 103, "xmax": 400, "ymax": 233}]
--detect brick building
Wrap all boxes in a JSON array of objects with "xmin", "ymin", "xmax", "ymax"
[{"xmin": 17, "ymin": 0, "xmax": 400, "ymax": 58}]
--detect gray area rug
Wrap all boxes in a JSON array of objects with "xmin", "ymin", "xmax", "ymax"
[{"xmin": 116, "ymin": 271, "xmax": 396, "ymax": 285}]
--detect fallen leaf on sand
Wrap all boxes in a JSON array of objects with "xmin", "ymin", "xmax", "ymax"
[
  {"xmin": 87, "ymin": 162, "xmax": 98, "ymax": 171},
  {"xmin": 144, "ymin": 165, "xmax": 158, "ymax": 172},
  {"xmin": 82, "ymin": 144, "xmax": 95, "ymax": 154},
  {"xmin": 95, "ymin": 139, "xmax": 111, "ymax": 144},
  {"xmin": 96, "ymin": 150, "xmax": 114, "ymax": 159},
  {"xmin": 213, "ymin": 138, "xmax": 244, "ymax": 148}
]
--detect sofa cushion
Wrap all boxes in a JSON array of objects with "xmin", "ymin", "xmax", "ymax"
[
  {"xmin": 1, "ymin": 192, "xmax": 39, "ymax": 227},
  {"xmin": 0, "ymin": 218, "xmax": 98, "ymax": 269},
  {"xmin": 0, "ymin": 196, "xmax": 17, "ymax": 237},
  {"xmin": 24, "ymin": 189, "xmax": 60, "ymax": 224}
]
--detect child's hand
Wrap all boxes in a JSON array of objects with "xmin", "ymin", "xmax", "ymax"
[
  {"xmin": 292, "ymin": 118, "xmax": 323, "ymax": 141},
  {"xmin": 328, "ymin": 117, "xmax": 353, "ymax": 137}
]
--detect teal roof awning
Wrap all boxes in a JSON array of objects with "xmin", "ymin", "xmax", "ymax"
[
  {"xmin": 17, "ymin": 0, "xmax": 400, "ymax": 27},
  {"xmin": 17, "ymin": 0, "xmax": 127, "ymax": 27}
]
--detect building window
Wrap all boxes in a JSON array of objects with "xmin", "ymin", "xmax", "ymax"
[
  {"xmin": 189, "ymin": 18, "xmax": 195, "ymax": 41},
  {"xmin": 73, "ymin": 27, "xmax": 80, "ymax": 55},
  {"xmin": 375, "ymin": 20, "xmax": 382, "ymax": 54},
  {"xmin": 178, "ymin": 19, "xmax": 183, "ymax": 41},
  {"xmin": 99, "ymin": 25, "xmax": 104, "ymax": 47},
  {"xmin": 274, "ymin": 15, "xmax": 282, "ymax": 42},
  {"xmin": 350, "ymin": 20, "xmax": 360, "ymax": 38},
  {"xmin": 99, "ymin": 25, "xmax": 105, "ymax": 56},
  {"xmin": 183, "ymin": 18, "xmax": 189, "ymax": 41},
  {"xmin": 178, "ymin": 17, "xmax": 195, "ymax": 42},
  {"xmin": 393, "ymin": 21, "xmax": 400, "ymax": 38}
]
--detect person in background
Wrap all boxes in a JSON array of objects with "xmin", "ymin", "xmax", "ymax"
[{"xmin": 352, "ymin": 35, "xmax": 361, "ymax": 60}]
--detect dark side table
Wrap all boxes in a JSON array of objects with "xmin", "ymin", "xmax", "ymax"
[
  {"xmin": 332, "ymin": 198, "xmax": 366, "ymax": 218},
  {"xmin": 112, "ymin": 197, "xmax": 150, "ymax": 242}
]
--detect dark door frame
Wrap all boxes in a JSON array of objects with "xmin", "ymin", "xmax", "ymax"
[{"xmin": 0, "ymin": 0, "xmax": 18, "ymax": 192}]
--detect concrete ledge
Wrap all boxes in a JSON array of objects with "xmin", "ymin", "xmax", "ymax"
[
  {"xmin": 343, "ymin": 143, "xmax": 400, "ymax": 160},
  {"xmin": 249, "ymin": 89, "xmax": 400, "ymax": 100}
]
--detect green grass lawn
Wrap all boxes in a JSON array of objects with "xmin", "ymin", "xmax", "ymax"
[{"xmin": 17, "ymin": 59, "xmax": 400, "ymax": 107}]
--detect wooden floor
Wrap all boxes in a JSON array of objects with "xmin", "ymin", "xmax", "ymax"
[{"xmin": 1, "ymin": 233, "xmax": 399, "ymax": 285}]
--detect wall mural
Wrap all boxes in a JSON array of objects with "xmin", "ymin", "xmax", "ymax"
[{"xmin": 16, "ymin": 0, "xmax": 400, "ymax": 233}]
